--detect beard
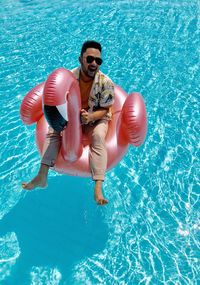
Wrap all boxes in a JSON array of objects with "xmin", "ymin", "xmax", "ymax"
[{"xmin": 82, "ymin": 65, "xmax": 98, "ymax": 78}]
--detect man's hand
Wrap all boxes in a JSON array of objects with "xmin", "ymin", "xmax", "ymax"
[
  {"xmin": 80, "ymin": 109, "xmax": 93, "ymax": 125},
  {"xmin": 80, "ymin": 108, "xmax": 109, "ymax": 125}
]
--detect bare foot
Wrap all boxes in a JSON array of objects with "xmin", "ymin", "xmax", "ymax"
[
  {"xmin": 22, "ymin": 175, "xmax": 47, "ymax": 190},
  {"xmin": 22, "ymin": 164, "xmax": 49, "ymax": 190},
  {"xmin": 94, "ymin": 181, "xmax": 108, "ymax": 206},
  {"xmin": 95, "ymin": 196, "xmax": 108, "ymax": 206}
]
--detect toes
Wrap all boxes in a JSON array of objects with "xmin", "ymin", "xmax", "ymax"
[
  {"xmin": 22, "ymin": 183, "xmax": 27, "ymax": 189},
  {"xmin": 97, "ymin": 199, "xmax": 108, "ymax": 206},
  {"xmin": 22, "ymin": 183, "xmax": 33, "ymax": 190}
]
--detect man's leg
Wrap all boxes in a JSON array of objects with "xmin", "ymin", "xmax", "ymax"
[
  {"xmin": 22, "ymin": 127, "xmax": 61, "ymax": 190},
  {"xmin": 86, "ymin": 120, "xmax": 109, "ymax": 205}
]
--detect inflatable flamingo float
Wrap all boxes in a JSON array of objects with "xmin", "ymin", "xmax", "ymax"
[{"xmin": 20, "ymin": 68, "xmax": 147, "ymax": 177}]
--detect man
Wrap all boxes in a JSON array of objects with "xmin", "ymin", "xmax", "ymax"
[{"xmin": 22, "ymin": 40, "xmax": 115, "ymax": 206}]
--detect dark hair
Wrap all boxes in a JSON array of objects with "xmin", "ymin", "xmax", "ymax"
[{"xmin": 81, "ymin": 40, "xmax": 102, "ymax": 56}]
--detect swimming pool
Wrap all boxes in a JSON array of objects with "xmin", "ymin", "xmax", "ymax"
[{"xmin": 0, "ymin": 0, "xmax": 199, "ymax": 284}]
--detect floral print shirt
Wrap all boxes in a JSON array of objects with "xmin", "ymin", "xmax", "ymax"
[{"xmin": 71, "ymin": 67, "xmax": 115, "ymax": 119}]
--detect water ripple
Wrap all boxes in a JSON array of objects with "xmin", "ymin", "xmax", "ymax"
[
  {"xmin": 30, "ymin": 266, "xmax": 62, "ymax": 285},
  {"xmin": 0, "ymin": 232, "xmax": 20, "ymax": 282}
]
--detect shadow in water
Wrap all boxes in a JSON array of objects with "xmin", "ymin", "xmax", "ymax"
[{"xmin": 0, "ymin": 175, "xmax": 108, "ymax": 284}]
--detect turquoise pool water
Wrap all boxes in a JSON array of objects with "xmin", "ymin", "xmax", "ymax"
[{"xmin": 0, "ymin": 0, "xmax": 199, "ymax": 284}]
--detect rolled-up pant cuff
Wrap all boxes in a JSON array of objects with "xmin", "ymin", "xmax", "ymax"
[
  {"xmin": 92, "ymin": 174, "xmax": 105, "ymax": 181},
  {"xmin": 41, "ymin": 158, "xmax": 55, "ymax": 167}
]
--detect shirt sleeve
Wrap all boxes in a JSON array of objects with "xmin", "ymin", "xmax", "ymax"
[{"xmin": 99, "ymin": 77, "xmax": 115, "ymax": 108}]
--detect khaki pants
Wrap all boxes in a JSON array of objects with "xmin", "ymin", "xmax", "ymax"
[{"xmin": 41, "ymin": 119, "xmax": 108, "ymax": 181}]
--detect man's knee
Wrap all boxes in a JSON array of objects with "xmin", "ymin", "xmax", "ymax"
[
  {"xmin": 92, "ymin": 122, "xmax": 108, "ymax": 139},
  {"xmin": 92, "ymin": 130, "xmax": 106, "ymax": 145}
]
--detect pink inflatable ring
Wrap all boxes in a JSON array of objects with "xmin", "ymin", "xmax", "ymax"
[{"xmin": 20, "ymin": 68, "xmax": 147, "ymax": 177}]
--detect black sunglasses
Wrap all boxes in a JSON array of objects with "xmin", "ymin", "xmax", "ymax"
[{"xmin": 86, "ymin": 55, "xmax": 103, "ymax": 65}]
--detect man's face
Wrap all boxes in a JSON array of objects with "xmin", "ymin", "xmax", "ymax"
[{"xmin": 80, "ymin": 48, "xmax": 102, "ymax": 78}]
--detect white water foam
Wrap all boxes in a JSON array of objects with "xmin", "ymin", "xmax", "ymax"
[
  {"xmin": 30, "ymin": 266, "xmax": 62, "ymax": 285},
  {"xmin": 0, "ymin": 232, "xmax": 20, "ymax": 282}
]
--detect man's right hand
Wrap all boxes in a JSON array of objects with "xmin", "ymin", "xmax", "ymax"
[{"xmin": 80, "ymin": 109, "xmax": 93, "ymax": 124}]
